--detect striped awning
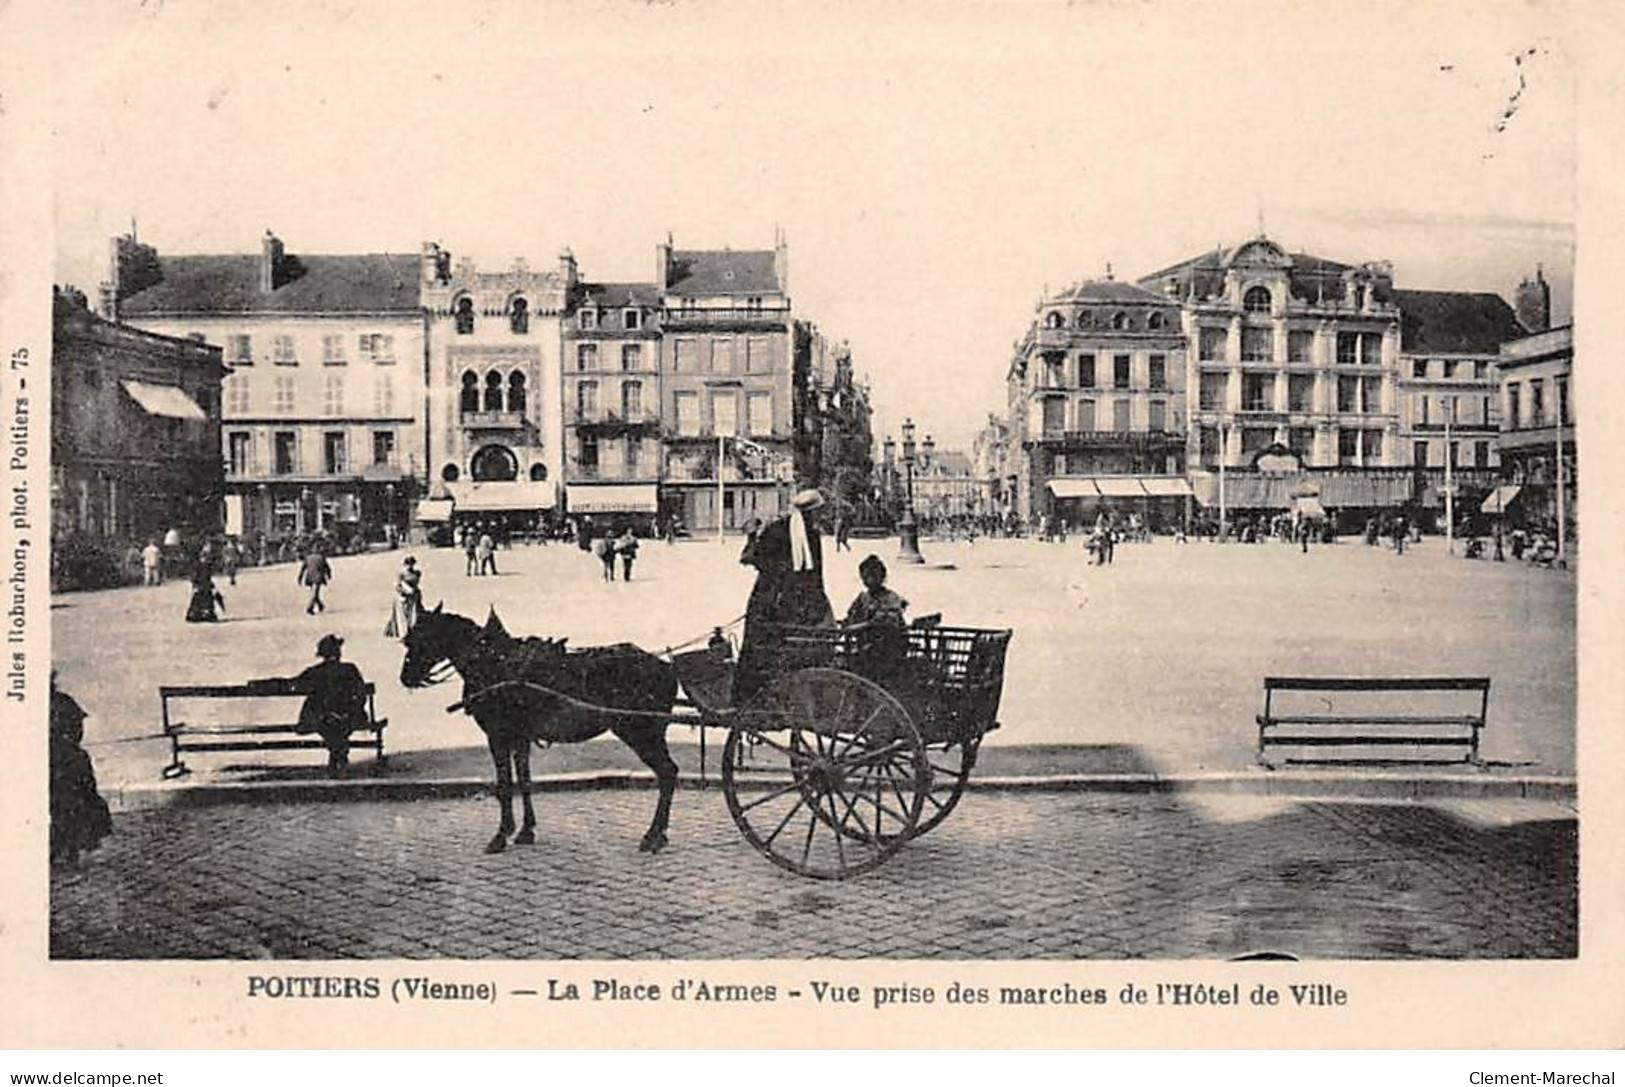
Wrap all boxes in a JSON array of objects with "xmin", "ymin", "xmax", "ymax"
[
  {"xmin": 1482, "ymin": 485, "xmax": 1522, "ymax": 514},
  {"xmin": 121, "ymin": 380, "xmax": 206, "ymax": 421},
  {"xmin": 446, "ymin": 481, "xmax": 556, "ymax": 511},
  {"xmin": 414, "ymin": 499, "xmax": 454, "ymax": 523}
]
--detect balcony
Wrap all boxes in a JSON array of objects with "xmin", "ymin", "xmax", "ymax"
[
  {"xmin": 569, "ymin": 409, "xmax": 662, "ymax": 432},
  {"xmin": 1033, "ymin": 429, "xmax": 1184, "ymax": 449},
  {"xmin": 568, "ymin": 462, "xmax": 658, "ymax": 482},
  {"xmin": 460, "ymin": 410, "xmax": 528, "ymax": 430},
  {"xmin": 661, "ymin": 306, "xmax": 790, "ymax": 329}
]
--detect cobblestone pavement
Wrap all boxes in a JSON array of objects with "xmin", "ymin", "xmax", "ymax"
[{"xmin": 49, "ymin": 789, "xmax": 1576, "ymax": 960}]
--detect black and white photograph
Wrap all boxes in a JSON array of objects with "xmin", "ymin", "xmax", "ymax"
[{"xmin": 3, "ymin": 0, "xmax": 1620, "ymax": 1056}]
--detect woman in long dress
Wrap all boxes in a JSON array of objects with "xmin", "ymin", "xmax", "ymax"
[
  {"xmin": 184, "ymin": 561, "xmax": 224, "ymax": 622},
  {"xmin": 386, "ymin": 556, "xmax": 423, "ymax": 639},
  {"xmin": 50, "ymin": 674, "xmax": 112, "ymax": 864},
  {"xmin": 732, "ymin": 490, "xmax": 835, "ymax": 705}
]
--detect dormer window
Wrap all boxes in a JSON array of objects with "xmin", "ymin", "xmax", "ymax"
[
  {"xmin": 580, "ymin": 309, "xmax": 597, "ymax": 330},
  {"xmin": 1243, "ymin": 286, "xmax": 1272, "ymax": 314},
  {"xmin": 510, "ymin": 297, "xmax": 529, "ymax": 335},
  {"xmin": 1110, "ymin": 311, "xmax": 1129, "ymax": 331},
  {"xmin": 624, "ymin": 309, "xmax": 642, "ymax": 331},
  {"xmin": 1147, "ymin": 311, "xmax": 1165, "ymax": 331},
  {"xmin": 1044, "ymin": 311, "xmax": 1064, "ymax": 329},
  {"xmin": 1075, "ymin": 311, "xmax": 1092, "ymax": 329},
  {"xmin": 454, "ymin": 297, "xmax": 475, "ymax": 335}
]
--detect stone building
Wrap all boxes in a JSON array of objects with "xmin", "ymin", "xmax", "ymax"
[
  {"xmin": 1494, "ymin": 323, "xmax": 1574, "ymax": 532},
  {"xmin": 116, "ymin": 231, "xmax": 426, "ymax": 541},
  {"xmin": 656, "ymin": 235, "xmax": 795, "ymax": 533},
  {"xmin": 910, "ymin": 448, "xmax": 982, "ymax": 523},
  {"xmin": 51, "ymin": 288, "xmax": 224, "ymax": 585},
  {"xmin": 1005, "ymin": 278, "xmax": 1189, "ymax": 528},
  {"xmin": 971, "ymin": 413, "xmax": 1014, "ymax": 517},
  {"xmin": 419, "ymin": 244, "xmax": 568, "ymax": 529},
  {"xmin": 794, "ymin": 323, "xmax": 877, "ymax": 525}
]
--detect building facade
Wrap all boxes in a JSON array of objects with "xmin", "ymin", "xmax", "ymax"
[
  {"xmin": 51, "ymin": 288, "xmax": 225, "ymax": 586},
  {"xmin": 1495, "ymin": 323, "xmax": 1575, "ymax": 532},
  {"xmin": 971, "ymin": 413, "xmax": 1013, "ymax": 517},
  {"xmin": 1006, "ymin": 279, "xmax": 1189, "ymax": 528},
  {"xmin": 116, "ymin": 231, "xmax": 426, "ymax": 541},
  {"xmin": 656, "ymin": 236, "xmax": 795, "ymax": 532},
  {"xmin": 909, "ymin": 449, "xmax": 982, "ymax": 523},
  {"xmin": 420, "ymin": 244, "xmax": 568, "ymax": 527},
  {"xmin": 795, "ymin": 324, "xmax": 878, "ymax": 525}
]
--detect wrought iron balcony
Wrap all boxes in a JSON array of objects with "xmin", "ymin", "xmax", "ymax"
[
  {"xmin": 661, "ymin": 306, "xmax": 790, "ymax": 328},
  {"xmin": 460, "ymin": 409, "xmax": 528, "ymax": 429},
  {"xmin": 569, "ymin": 408, "xmax": 662, "ymax": 431}
]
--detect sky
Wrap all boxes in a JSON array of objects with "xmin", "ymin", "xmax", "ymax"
[{"xmin": 44, "ymin": 0, "xmax": 1576, "ymax": 450}]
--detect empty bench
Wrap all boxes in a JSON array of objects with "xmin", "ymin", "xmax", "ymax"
[
  {"xmin": 1256, "ymin": 676, "xmax": 1490, "ymax": 768},
  {"xmin": 160, "ymin": 681, "xmax": 387, "ymax": 779}
]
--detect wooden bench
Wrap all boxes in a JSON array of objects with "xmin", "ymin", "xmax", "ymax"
[
  {"xmin": 160, "ymin": 681, "xmax": 387, "ymax": 779},
  {"xmin": 1256, "ymin": 676, "xmax": 1490, "ymax": 768}
]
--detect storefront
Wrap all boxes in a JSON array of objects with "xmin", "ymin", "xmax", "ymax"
[
  {"xmin": 445, "ymin": 480, "xmax": 556, "ymax": 537},
  {"xmin": 1045, "ymin": 476, "xmax": 1193, "ymax": 532},
  {"xmin": 564, "ymin": 483, "xmax": 660, "ymax": 535}
]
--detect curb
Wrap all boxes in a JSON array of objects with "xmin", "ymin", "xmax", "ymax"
[{"xmin": 104, "ymin": 767, "xmax": 1577, "ymax": 814}]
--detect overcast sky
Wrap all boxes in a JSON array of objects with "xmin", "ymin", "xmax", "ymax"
[{"xmin": 48, "ymin": 1, "xmax": 1575, "ymax": 449}]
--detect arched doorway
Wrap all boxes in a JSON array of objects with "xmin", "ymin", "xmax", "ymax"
[{"xmin": 470, "ymin": 444, "xmax": 519, "ymax": 482}]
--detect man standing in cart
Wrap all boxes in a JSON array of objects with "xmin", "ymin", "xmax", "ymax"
[{"xmin": 732, "ymin": 488, "xmax": 835, "ymax": 704}]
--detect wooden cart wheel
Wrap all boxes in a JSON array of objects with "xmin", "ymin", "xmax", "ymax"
[
  {"xmin": 911, "ymin": 736, "xmax": 980, "ymax": 839},
  {"xmin": 722, "ymin": 668, "xmax": 928, "ymax": 880}
]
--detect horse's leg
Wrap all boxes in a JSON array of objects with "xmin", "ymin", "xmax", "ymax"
[
  {"xmin": 512, "ymin": 741, "xmax": 537, "ymax": 846},
  {"xmin": 486, "ymin": 733, "xmax": 513, "ymax": 854},
  {"xmin": 615, "ymin": 722, "xmax": 678, "ymax": 853}
]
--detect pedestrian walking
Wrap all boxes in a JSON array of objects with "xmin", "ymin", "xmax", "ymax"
[
  {"xmin": 185, "ymin": 560, "xmax": 225, "ymax": 623},
  {"xmin": 221, "ymin": 538, "xmax": 241, "ymax": 586},
  {"xmin": 834, "ymin": 514, "xmax": 852, "ymax": 552},
  {"xmin": 385, "ymin": 555, "xmax": 423, "ymax": 639},
  {"xmin": 617, "ymin": 528, "xmax": 640, "ymax": 581},
  {"xmin": 593, "ymin": 532, "xmax": 616, "ymax": 581},
  {"xmin": 141, "ymin": 539, "xmax": 162, "ymax": 586},
  {"xmin": 477, "ymin": 530, "xmax": 497, "ymax": 576},
  {"xmin": 298, "ymin": 547, "xmax": 332, "ymax": 614}
]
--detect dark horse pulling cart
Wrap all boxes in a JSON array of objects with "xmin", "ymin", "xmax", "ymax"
[{"xmin": 399, "ymin": 607, "xmax": 1011, "ymax": 879}]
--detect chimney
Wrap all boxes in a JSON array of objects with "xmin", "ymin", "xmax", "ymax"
[
  {"xmin": 421, "ymin": 242, "xmax": 443, "ymax": 286},
  {"xmin": 656, "ymin": 235, "xmax": 672, "ymax": 292},
  {"xmin": 97, "ymin": 281, "xmax": 117, "ymax": 320},
  {"xmin": 558, "ymin": 247, "xmax": 577, "ymax": 289},
  {"xmin": 260, "ymin": 230, "xmax": 286, "ymax": 292},
  {"xmin": 1515, "ymin": 266, "xmax": 1551, "ymax": 333},
  {"xmin": 774, "ymin": 229, "xmax": 789, "ymax": 295}
]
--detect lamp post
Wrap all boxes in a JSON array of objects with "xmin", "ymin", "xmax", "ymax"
[{"xmin": 897, "ymin": 419, "xmax": 925, "ymax": 564}]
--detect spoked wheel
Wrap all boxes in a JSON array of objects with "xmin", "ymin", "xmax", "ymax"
[
  {"xmin": 913, "ymin": 736, "xmax": 980, "ymax": 839},
  {"xmin": 721, "ymin": 668, "xmax": 928, "ymax": 880}
]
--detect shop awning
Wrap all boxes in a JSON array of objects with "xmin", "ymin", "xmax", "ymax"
[
  {"xmin": 121, "ymin": 379, "xmax": 207, "ymax": 421},
  {"xmin": 1047, "ymin": 479, "xmax": 1100, "ymax": 499},
  {"xmin": 1318, "ymin": 474, "xmax": 1413, "ymax": 508},
  {"xmin": 1482, "ymin": 485, "xmax": 1522, "ymax": 514},
  {"xmin": 445, "ymin": 481, "xmax": 556, "ymax": 512},
  {"xmin": 1094, "ymin": 477, "xmax": 1146, "ymax": 498},
  {"xmin": 566, "ymin": 483, "xmax": 659, "ymax": 514},
  {"xmin": 1295, "ymin": 496, "xmax": 1328, "ymax": 519},
  {"xmin": 1139, "ymin": 477, "xmax": 1194, "ymax": 498},
  {"xmin": 414, "ymin": 499, "xmax": 454, "ymax": 523}
]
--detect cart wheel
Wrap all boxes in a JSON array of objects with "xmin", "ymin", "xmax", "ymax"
[
  {"xmin": 912, "ymin": 736, "xmax": 980, "ymax": 839},
  {"xmin": 722, "ymin": 668, "xmax": 928, "ymax": 880}
]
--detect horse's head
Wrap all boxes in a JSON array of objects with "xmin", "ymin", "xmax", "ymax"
[{"xmin": 400, "ymin": 603, "xmax": 472, "ymax": 688}]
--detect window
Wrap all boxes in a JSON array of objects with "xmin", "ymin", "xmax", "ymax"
[
  {"xmin": 272, "ymin": 334, "xmax": 297, "ymax": 365},
  {"xmin": 1363, "ymin": 430, "xmax": 1384, "ymax": 463},
  {"xmin": 1336, "ymin": 332, "xmax": 1358, "ymax": 365},
  {"xmin": 1288, "ymin": 427, "xmax": 1314, "ymax": 459},
  {"xmin": 1243, "ymin": 286, "xmax": 1272, "ymax": 313},
  {"xmin": 577, "ymin": 343, "xmax": 598, "ymax": 371},
  {"xmin": 372, "ymin": 431, "xmax": 395, "ymax": 467},
  {"xmin": 323, "ymin": 432, "xmax": 347, "ymax": 475},
  {"xmin": 510, "ymin": 297, "xmax": 529, "ymax": 335},
  {"xmin": 1414, "ymin": 440, "xmax": 1429, "ymax": 468},
  {"xmin": 460, "ymin": 371, "xmax": 479, "ymax": 414},
  {"xmin": 1147, "ymin": 311, "xmax": 1165, "ymax": 331},
  {"xmin": 442, "ymin": 463, "xmax": 461, "ymax": 483},
  {"xmin": 1288, "ymin": 330, "xmax": 1315, "ymax": 364},
  {"xmin": 1044, "ymin": 311, "xmax": 1064, "ymax": 329},
  {"xmin": 1557, "ymin": 376, "xmax": 1569, "ymax": 424},
  {"xmin": 1508, "ymin": 385, "xmax": 1521, "ymax": 430},
  {"xmin": 746, "ymin": 338, "xmax": 772, "ymax": 374},
  {"xmin": 455, "ymin": 297, "xmax": 475, "ymax": 335},
  {"xmin": 323, "ymin": 373, "xmax": 344, "ymax": 415},
  {"xmin": 1075, "ymin": 399, "xmax": 1095, "ymax": 432},
  {"xmin": 228, "ymin": 335, "xmax": 253, "ymax": 365},
  {"xmin": 711, "ymin": 338, "xmax": 734, "ymax": 373},
  {"xmin": 1077, "ymin": 354, "xmax": 1096, "ymax": 388},
  {"xmin": 322, "ymin": 335, "xmax": 346, "ymax": 365},
  {"xmin": 227, "ymin": 432, "xmax": 252, "ymax": 475},
  {"xmin": 1475, "ymin": 440, "xmax": 1489, "ymax": 467},
  {"xmin": 1474, "ymin": 361, "xmax": 1488, "ymax": 381},
  {"xmin": 226, "ymin": 375, "xmax": 250, "ymax": 415},
  {"xmin": 1112, "ymin": 399, "xmax": 1131, "ymax": 431},
  {"xmin": 1240, "ymin": 427, "xmax": 1273, "ymax": 456},
  {"xmin": 1113, "ymin": 355, "xmax": 1131, "ymax": 389},
  {"xmin": 622, "ymin": 380, "xmax": 643, "ymax": 419},
  {"xmin": 530, "ymin": 464, "xmax": 547, "ymax": 482},
  {"xmin": 1336, "ymin": 375, "xmax": 1357, "ymax": 413},
  {"xmin": 1241, "ymin": 373, "xmax": 1274, "ymax": 412},
  {"xmin": 1529, "ymin": 379, "xmax": 1545, "ymax": 425},
  {"xmin": 1198, "ymin": 372, "xmax": 1226, "ymax": 412},
  {"xmin": 1075, "ymin": 311, "xmax": 1093, "ymax": 329},
  {"xmin": 1041, "ymin": 397, "xmax": 1065, "ymax": 436},
  {"xmin": 1412, "ymin": 358, "xmax": 1428, "ymax": 379},
  {"xmin": 1360, "ymin": 334, "xmax": 1381, "ymax": 366},
  {"xmin": 358, "ymin": 334, "xmax": 394, "ymax": 364},
  {"xmin": 1199, "ymin": 327, "xmax": 1227, "ymax": 361},
  {"xmin": 675, "ymin": 392, "xmax": 700, "ymax": 435},
  {"xmin": 748, "ymin": 391, "xmax": 772, "ymax": 436},
  {"xmin": 1337, "ymin": 429, "xmax": 1358, "ymax": 464},
  {"xmin": 1148, "ymin": 400, "xmax": 1166, "ymax": 432},
  {"xmin": 1241, "ymin": 327, "xmax": 1272, "ymax": 362},
  {"xmin": 1148, "ymin": 355, "xmax": 1166, "ymax": 390},
  {"xmin": 508, "ymin": 372, "xmax": 527, "ymax": 416},
  {"xmin": 1442, "ymin": 360, "xmax": 1457, "ymax": 379},
  {"xmin": 576, "ymin": 381, "xmax": 598, "ymax": 419},
  {"xmin": 274, "ymin": 375, "xmax": 296, "ymax": 414},
  {"xmin": 621, "ymin": 343, "xmax": 642, "ymax": 371},
  {"xmin": 711, "ymin": 391, "xmax": 738, "ymax": 437},
  {"xmin": 673, "ymin": 339, "xmax": 697, "ymax": 372},
  {"xmin": 1420, "ymin": 396, "xmax": 1431, "ymax": 426},
  {"xmin": 579, "ymin": 434, "xmax": 599, "ymax": 469},
  {"xmin": 579, "ymin": 308, "xmax": 597, "ymax": 330},
  {"xmin": 1288, "ymin": 373, "xmax": 1314, "ymax": 412},
  {"xmin": 274, "ymin": 431, "xmax": 297, "ymax": 475},
  {"xmin": 626, "ymin": 436, "xmax": 642, "ymax": 473},
  {"xmin": 624, "ymin": 309, "xmax": 642, "ymax": 331},
  {"xmin": 1482, "ymin": 395, "xmax": 1492, "ymax": 426},
  {"xmin": 1361, "ymin": 376, "xmax": 1382, "ymax": 414},
  {"xmin": 374, "ymin": 373, "xmax": 395, "ymax": 416},
  {"xmin": 1199, "ymin": 426, "xmax": 1220, "ymax": 463}
]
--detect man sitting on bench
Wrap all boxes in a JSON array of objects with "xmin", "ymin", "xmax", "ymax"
[{"xmin": 251, "ymin": 634, "xmax": 370, "ymax": 774}]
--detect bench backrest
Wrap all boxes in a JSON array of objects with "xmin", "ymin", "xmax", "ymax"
[
  {"xmin": 1262, "ymin": 677, "xmax": 1489, "ymax": 693},
  {"xmin": 161, "ymin": 682, "xmax": 378, "ymax": 698}
]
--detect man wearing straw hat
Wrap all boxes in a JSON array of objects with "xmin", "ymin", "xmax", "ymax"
[{"xmin": 732, "ymin": 488, "xmax": 836, "ymax": 704}]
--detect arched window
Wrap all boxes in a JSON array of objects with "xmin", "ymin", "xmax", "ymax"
[
  {"xmin": 459, "ymin": 370, "xmax": 479, "ymax": 414},
  {"xmin": 1110, "ymin": 311, "xmax": 1129, "ymax": 330},
  {"xmin": 1147, "ymin": 311, "xmax": 1165, "ymax": 331},
  {"xmin": 508, "ymin": 371, "xmax": 527, "ymax": 416},
  {"xmin": 1044, "ymin": 311, "xmax": 1063, "ymax": 329},
  {"xmin": 1075, "ymin": 311, "xmax": 1092, "ymax": 329},
  {"xmin": 1243, "ymin": 286, "xmax": 1272, "ymax": 313},
  {"xmin": 454, "ymin": 296, "xmax": 475, "ymax": 335},
  {"xmin": 471, "ymin": 444, "xmax": 518, "ymax": 482},
  {"xmin": 441, "ymin": 463, "xmax": 461, "ymax": 482},
  {"xmin": 529, "ymin": 463, "xmax": 548, "ymax": 482},
  {"xmin": 484, "ymin": 371, "xmax": 504, "ymax": 412},
  {"xmin": 510, "ymin": 296, "xmax": 529, "ymax": 335}
]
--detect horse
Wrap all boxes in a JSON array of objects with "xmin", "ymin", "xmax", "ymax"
[{"xmin": 400, "ymin": 604, "xmax": 679, "ymax": 855}]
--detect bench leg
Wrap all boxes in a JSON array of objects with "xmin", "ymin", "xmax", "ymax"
[{"xmin": 162, "ymin": 760, "xmax": 190, "ymax": 780}]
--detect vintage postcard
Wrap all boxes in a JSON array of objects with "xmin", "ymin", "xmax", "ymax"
[{"xmin": 1, "ymin": 0, "xmax": 1620, "ymax": 1053}]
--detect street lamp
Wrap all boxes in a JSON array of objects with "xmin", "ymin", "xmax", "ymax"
[{"xmin": 897, "ymin": 419, "xmax": 925, "ymax": 564}]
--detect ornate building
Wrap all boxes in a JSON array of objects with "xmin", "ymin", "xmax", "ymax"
[
  {"xmin": 971, "ymin": 413, "xmax": 1013, "ymax": 517},
  {"xmin": 795, "ymin": 323, "xmax": 877, "ymax": 525},
  {"xmin": 419, "ymin": 244, "xmax": 569, "ymax": 525}
]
